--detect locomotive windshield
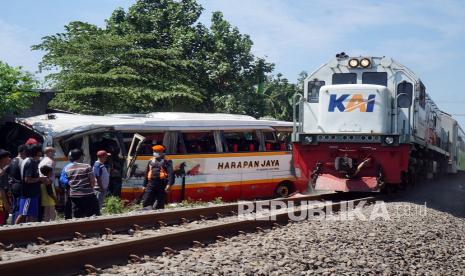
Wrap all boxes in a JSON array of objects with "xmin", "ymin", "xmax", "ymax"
[
  {"xmin": 332, "ymin": 73, "xmax": 357, "ymax": 84},
  {"xmin": 362, "ymin": 72, "xmax": 387, "ymax": 86},
  {"xmin": 307, "ymin": 79, "xmax": 325, "ymax": 102}
]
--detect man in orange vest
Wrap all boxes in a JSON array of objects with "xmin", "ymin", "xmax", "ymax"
[{"xmin": 142, "ymin": 145, "xmax": 173, "ymax": 209}]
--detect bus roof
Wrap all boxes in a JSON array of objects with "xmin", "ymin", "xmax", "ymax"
[{"xmin": 16, "ymin": 112, "xmax": 291, "ymax": 138}]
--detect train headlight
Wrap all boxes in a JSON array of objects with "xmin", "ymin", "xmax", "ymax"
[
  {"xmin": 348, "ymin": 58, "xmax": 359, "ymax": 68},
  {"xmin": 304, "ymin": 136, "xmax": 314, "ymax": 144},
  {"xmin": 384, "ymin": 136, "xmax": 394, "ymax": 145},
  {"xmin": 360, "ymin": 58, "xmax": 371, "ymax": 68}
]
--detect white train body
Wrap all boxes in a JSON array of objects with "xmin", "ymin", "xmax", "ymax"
[{"xmin": 293, "ymin": 54, "xmax": 464, "ymax": 192}]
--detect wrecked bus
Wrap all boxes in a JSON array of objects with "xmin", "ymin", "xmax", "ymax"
[{"xmin": 1, "ymin": 112, "xmax": 303, "ymax": 203}]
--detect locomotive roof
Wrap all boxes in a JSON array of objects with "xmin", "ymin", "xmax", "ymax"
[{"xmin": 16, "ymin": 112, "xmax": 291, "ymax": 138}]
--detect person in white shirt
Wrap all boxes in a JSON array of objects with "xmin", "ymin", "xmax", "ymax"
[{"xmin": 38, "ymin": 147, "xmax": 57, "ymax": 221}]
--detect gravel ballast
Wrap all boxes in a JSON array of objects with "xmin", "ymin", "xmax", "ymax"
[{"xmin": 101, "ymin": 201, "xmax": 465, "ymax": 275}]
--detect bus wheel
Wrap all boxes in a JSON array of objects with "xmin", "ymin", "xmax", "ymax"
[{"xmin": 274, "ymin": 182, "xmax": 293, "ymax": 198}]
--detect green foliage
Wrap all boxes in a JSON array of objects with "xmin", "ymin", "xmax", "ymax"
[
  {"xmin": 260, "ymin": 73, "xmax": 300, "ymax": 121},
  {"xmin": 165, "ymin": 197, "xmax": 225, "ymax": 208},
  {"xmin": 102, "ymin": 196, "xmax": 125, "ymax": 214},
  {"xmin": 33, "ymin": 0, "xmax": 280, "ymax": 117},
  {"xmin": 0, "ymin": 61, "xmax": 38, "ymax": 116},
  {"xmin": 212, "ymin": 197, "xmax": 224, "ymax": 204},
  {"xmin": 167, "ymin": 198, "xmax": 207, "ymax": 208}
]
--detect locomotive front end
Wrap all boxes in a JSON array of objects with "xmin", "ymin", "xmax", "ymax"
[{"xmin": 293, "ymin": 55, "xmax": 412, "ymax": 192}]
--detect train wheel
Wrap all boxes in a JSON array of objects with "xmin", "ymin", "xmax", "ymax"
[{"xmin": 274, "ymin": 182, "xmax": 293, "ymax": 198}]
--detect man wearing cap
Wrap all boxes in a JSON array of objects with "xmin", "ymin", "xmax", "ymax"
[
  {"xmin": 142, "ymin": 145, "xmax": 174, "ymax": 209},
  {"xmin": 0, "ymin": 149, "xmax": 12, "ymax": 225},
  {"xmin": 93, "ymin": 150, "xmax": 111, "ymax": 209},
  {"xmin": 25, "ymin": 137, "xmax": 39, "ymax": 145}
]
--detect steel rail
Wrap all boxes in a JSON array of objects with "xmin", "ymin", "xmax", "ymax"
[
  {"xmin": 0, "ymin": 196, "xmax": 375, "ymax": 276},
  {"xmin": 0, "ymin": 193, "xmax": 340, "ymax": 246}
]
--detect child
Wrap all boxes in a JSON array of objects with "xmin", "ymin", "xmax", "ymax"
[{"xmin": 39, "ymin": 165, "xmax": 57, "ymax": 221}]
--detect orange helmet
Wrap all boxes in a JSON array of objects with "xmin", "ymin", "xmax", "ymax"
[{"xmin": 152, "ymin": 145, "xmax": 165, "ymax": 152}]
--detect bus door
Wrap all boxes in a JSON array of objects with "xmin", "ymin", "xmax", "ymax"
[
  {"xmin": 121, "ymin": 133, "xmax": 145, "ymax": 200},
  {"xmin": 124, "ymin": 133, "xmax": 146, "ymax": 180}
]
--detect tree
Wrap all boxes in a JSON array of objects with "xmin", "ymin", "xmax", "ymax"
[
  {"xmin": 0, "ymin": 61, "xmax": 38, "ymax": 117},
  {"xmin": 200, "ymin": 12, "xmax": 273, "ymax": 117},
  {"xmin": 33, "ymin": 0, "xmax": 205, "ymax": 114},
  {"xmin": 260, "ymin": 73, "xmax": 298, "ymax": 121},
  {"xmin": 33, "ymin": 0, "xmax": 272, "ymax": 116},
  {"xmin": 297, "ymin": 71, "xmax": 308, "ymax": 93}
]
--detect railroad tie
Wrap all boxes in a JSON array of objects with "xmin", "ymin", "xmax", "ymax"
[
  {"xmin": 255, "ymin": 227, "xmax": 265, "ymax": 232},
  {"xmin": 36, "ymin": 236, "xmax": 49, "ymax": 245},
  {"xmin": 132, "ymin": 224, "xmax": 143, "ymax": 231},
  {"xmin": 104, "ymin": 227, "xmax": 115, "ymax": 236},
  {"xmin": 192, "ymin": 240, "xmax": 205, "ymax": 248},
  {"xmin": 216, "ymin": 235, "xmax": 226, "ymax": 241},
  {"xmin": 273, "ymin": 223, "xmax": 282, "ymax": 228},
  {"xmin": 129, "ymin": 254, "xmax": 143, "ymax": 264},
  {"xmin": 74, "ymin": 231, "xmax": 86, "ymax": 239},
  {"xmin": 0, "ymin": 242, "xmax": 14, "ymax": 250},
  {"xmin": 163, "ymin": 246, "xmax": 177, "ymax": 255},
  {"xmin": 83, "ymin": 264, "xmax": 100, "ymax": 275},
  {"xmin": 0, "ymin": 242, "xmax": 10, "ymax": 250}
]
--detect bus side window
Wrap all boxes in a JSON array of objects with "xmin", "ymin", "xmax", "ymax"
[
  {"xmin": 276, "ymin": 131, "xmax": 292, "ymax": 151},
  {"xmin": 182, "ymin": 131, "xmax": 216, "ymax": 154},
  {"xmin": 122, "ymin": 132, "xmax": 165, "ymax": 155},
  {"xmin": 141, "ymin": 133, "xmax": 165, "ymax": 155},
  {"xmin": 263, "ymin": 131, "xmax": 280, "ymax": 151},
  {"xmin": 223, "ymin": 131, "xmax": 260, "ymax": 152},
  {"xmin": 60, "ymin": 137, "xmax": 83, "ymax": 156}
]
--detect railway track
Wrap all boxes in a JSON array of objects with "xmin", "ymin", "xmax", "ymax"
[{"xmin": 0, "ymin": 193, "xmax": 375, "ymax": 276}]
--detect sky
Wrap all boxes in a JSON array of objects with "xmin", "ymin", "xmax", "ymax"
[{"xmin": 1, "ymin": 0, "xmax": 465, "ymax": 126}]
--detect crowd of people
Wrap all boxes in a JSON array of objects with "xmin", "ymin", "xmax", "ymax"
[{"xmin": 0, "ymin": 140, "xmax": 174, "ymax": 226}]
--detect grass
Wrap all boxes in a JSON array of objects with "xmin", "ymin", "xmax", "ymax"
[
  {"xmin": 55, "ymin": 196, "xmax": 226, "ymax": 216},
  {"xmin": 166, "ymin": 197, "xmax": 224, "ymax": 209}
]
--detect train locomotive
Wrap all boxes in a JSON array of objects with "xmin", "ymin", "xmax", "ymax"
[{"xmin": 292, "ymin": 53, "xmax": 465, "ymax": 192}]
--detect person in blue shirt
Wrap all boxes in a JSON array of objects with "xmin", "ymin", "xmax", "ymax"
[{"xmin": 59, "ymin": 155, "xmax": 73, "ymax": 219}]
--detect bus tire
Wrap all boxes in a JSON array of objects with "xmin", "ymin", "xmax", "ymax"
[{"xmin": 274, "ymin": 181, "xmax": 294, "ymax": 198}]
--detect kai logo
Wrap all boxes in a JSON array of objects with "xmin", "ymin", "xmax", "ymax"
[{"xmin": 328, "ymin": 94, "xmax": 376, "ymax": 112}]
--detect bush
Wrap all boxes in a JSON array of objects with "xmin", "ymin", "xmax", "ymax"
[{"xmin": 102, "ymin": 196, "xmax": 124, "ymax": 214}]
